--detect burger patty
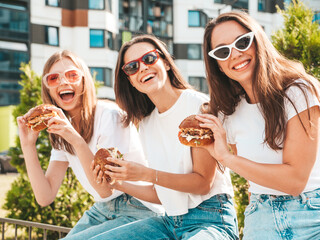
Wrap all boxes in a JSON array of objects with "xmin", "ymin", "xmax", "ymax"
[
  {"xmin": 181, "ymin": 128, "xmax": 213, "ymax": 137},
  {"xmin": 28, "ymin": 113, "xmax": 56, "ymax": 124}
]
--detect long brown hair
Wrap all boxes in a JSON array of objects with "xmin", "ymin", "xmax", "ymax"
[
  {"xmin": 114, "ymin": 34, "xmax": 191, "ymax": 127},
  {"xmin": 41, "ymin": 50, "xmax": 97, "ymax": 154},
  {"xmin": 203, "ymin": 11, "xmax": 320, "ymax": 150}
]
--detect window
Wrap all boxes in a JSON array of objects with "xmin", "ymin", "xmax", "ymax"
[
  {"xmin": 214, "ymin": 0, "xmax": 223, "ymax": 3},
  {"xmin": 313, "ymin": 12, "xmax": 320, "ymax": 24},
  {"xmin": 188, "ymin": 10, "xmax": 207, "ymax": 27},
  {"xmin": 0, "ymin": 91, "xmax": 20, "ymax": 105},
  {"xmin": 45, "ymin": 26, "xmax": 59, "ymax": 46},
  {"xmin": 187, "ymin": 44, "xmax": 202, "ymax": 60},
  {"xmin": 189, "ymin": 77, "xmax": 208, "ymax": 94},
  {"xmin": 106, "ymin": 31, "xmax": 113, "ymax": 49},
  {"xmin": 89, "ymin": 0, "xmax": 104, "ymax": 10},
  {"xmin": 0, "ymin": 7, "xmax": 29, "ymax": 34},
  {"xmin": 46, "ymin": 0, "xmax": 60, "ymax": 7},
  {"xmin": 0, "ymin": 3, "xmax": 27, "ymax": 11},
  {"xmin": 90, "ymin": 29, "xmax": 104, "ymax": 48},
  {"xmin": 0, "ymin": 49, "xmax": 29, "ymax": 71},
  {"xmin": 258, "ymin": 0, "xmax": 266, "ymax": 12},
  {"xmin": 232, "ymin": 0, "xmax": 248, "ymax": 10},
  {"xmin": 90, "ymin": 67, "xmax": 113, "ymax": 87}
]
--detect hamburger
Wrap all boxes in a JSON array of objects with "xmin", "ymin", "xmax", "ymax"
[
  {"xmin": 94, "ymin": 147, "xmax": 123, "ymax": 183},
  {"xmin": 25, "ymin": 104, "xmax": 58, "ymax": 131},
  {"xmin": 178, "ymin": 114, "xmax": 214, "ymax": 147}
]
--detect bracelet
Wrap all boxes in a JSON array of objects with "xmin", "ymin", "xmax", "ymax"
[{"xmin": 155, "ymin": 170, "xmax": 158, "ymax": 184}]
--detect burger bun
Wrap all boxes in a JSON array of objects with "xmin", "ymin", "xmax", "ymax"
[
  {"xmin": 25, "ymin": 104, "xmax": 57, "ymax": 131},
  {"xmin": 178, "ymin": 115, "xmax": 214, "ymax": 147},
  {"xmin": 94, "ymin": 148, "xmax": 123, "ymax": 183}
]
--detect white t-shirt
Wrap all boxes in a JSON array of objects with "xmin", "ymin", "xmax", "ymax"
[
  {"xmin": 139, "ymin": 89, "xmax": 234, "ymax": 216},
  {"xmin": 50, "ymin": 100, "xmax": 164, "ymax": 213},
  {"xmin": 224, "ymin": 80, "xmax": 320, "ymax": 195}
]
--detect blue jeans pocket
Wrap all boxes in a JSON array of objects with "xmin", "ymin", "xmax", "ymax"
[
  {"xmin": 128, "ymin": 197, "xmax": 150, "ymax": 211},
  {"xmin": 196, "ymin": 197, "xmax": 223, "ymax": 212},
  {"xmin": 306, "ymin": 197, "xmax": 320, "ymax": 210},
  {"xmin": 244, "ymin": 201, "xmax": 258, "ymax": 217}
]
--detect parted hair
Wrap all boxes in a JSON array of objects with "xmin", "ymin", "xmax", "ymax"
[
  {"xmin": 114, "ymin": 34, "xmax": 192, "ymax": 127},
  {"xmin": 203, "ymin": 11, "xmax": 320, "ymax": 150},
  {"xmin": 41, "ymin": 50, "xmax": 97, "ymax": 154}
]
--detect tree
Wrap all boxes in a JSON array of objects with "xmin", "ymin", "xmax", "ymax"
[
  {"xmin": 4, "ymin": 63, "xmax": 94, "ymax": 239},
  {"xmin": 272, "ymin": 0, "xmax": 320, "ymax": 79},
  {"xmin": 231, "ymin": 172, "xmax": 249, "ymax": 239}
]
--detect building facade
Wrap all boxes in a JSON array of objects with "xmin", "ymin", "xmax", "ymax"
[{"xmin": 0, "ymin": 0, "xmax": 319, "ymax": 105}]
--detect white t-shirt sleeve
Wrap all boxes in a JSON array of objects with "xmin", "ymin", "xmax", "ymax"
[
  {"xmin": 285, "ymin": 82, "xmax": 320, "ymax": 121},
  {"xmin": 50, "ymin": 148, "xmax": 68, "ymax": 162}
]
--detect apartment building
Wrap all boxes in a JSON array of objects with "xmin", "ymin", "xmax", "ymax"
[{"xmin": 1, "ymin": 0, "xmax": 319, "ymax": 105}]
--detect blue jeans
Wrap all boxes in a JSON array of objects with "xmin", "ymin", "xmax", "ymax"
[
  {"xmin": 243, "ymin": 188, "xmax": 320, "ymax": 240},
  {"xmin": 61, "ymin": 194, "xmax": 158, "ymax": 240},
  {"xmin": 89, "ymin": 194, "xmax": 239, "ymax": 240}
]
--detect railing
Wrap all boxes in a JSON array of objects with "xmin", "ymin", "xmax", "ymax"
[{"xmin": 0, "ymin": 217, "xmax": 71, "ymax": 240}]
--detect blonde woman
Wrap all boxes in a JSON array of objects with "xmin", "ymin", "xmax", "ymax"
[{"xmin": 17, "ymin": 50, "xmax": 163, "ymax": 240}]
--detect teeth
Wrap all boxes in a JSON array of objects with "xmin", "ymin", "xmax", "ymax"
[
  {"xmin": 234, "ymin": 61, "xmax": 249, "ymax": 70},
  {"xmin": 142, "ymin": 74, "xmax": 155, "ymax": 83},
  {"xmin": 59, "ymin": 90, "xmax": 74, "ymax": 95}
]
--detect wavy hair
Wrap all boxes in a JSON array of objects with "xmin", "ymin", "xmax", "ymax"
[
  {"xmin": 203, "ymin": 11, "xmax": 320, "ymax": 150},
  {"xmin": 41, "ymin": 50, "xmax": 96, "ymax": 154},
  {"xmin": 114, "ymin": 34, "xmax": 192, "ymax": 127}
]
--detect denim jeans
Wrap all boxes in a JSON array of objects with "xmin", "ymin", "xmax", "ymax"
[
  {"xmin": 89, "ymin": 194, "xmax": 239, "ymax": 240},
  {"xmin": 243, "ymin": 188, "xmax": 320, "ymax": 240},
  {"xmin": 61, "ymin": 194, "xmax": 158, "ymax": 240}
]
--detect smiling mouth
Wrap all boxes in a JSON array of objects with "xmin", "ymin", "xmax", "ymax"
[
  {"xmin": 141, "ymin": 74, "xmax": 155, "ymax": 83},
  {"xmin": 59, "ymin": 90, "xmax": 75, "ymax": 101},
  {"xmin": 233, "ymin": 60, "xmax": 250, "ymax": 70}
]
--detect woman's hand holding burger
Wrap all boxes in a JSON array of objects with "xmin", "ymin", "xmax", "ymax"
[
  {"xmin": 17, "ymin": 104, "xmax": 57, "ymax": 146},
  {"xmin": 17, "ymin": 115, "xmax": 40, "ymax": 146},
  {"xmin": 195, "ymin": 114, "xmax": 233, "ymax": 166},
  {"xmin": 45, "ymin": 107, "xmax": 83, "ymax": 146},
  {"xmin": 92, "ymin": 147, "xmax": 150, "ymax": 191},
  {"xmin": 90, "ymin": 160, "xmax": 114, "ymax": 196},
  {"xmin": 104, "ymin": 158, "xmax": 148, "ymax": 183}
]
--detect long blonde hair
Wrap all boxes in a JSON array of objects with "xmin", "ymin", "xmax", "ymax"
[
  {"xmin": 203, "ymin": 11, "xmax": 320, "ymax": 150},
  {"xmin": 41, "ymin": 50, "xmax": 96, "ymax": 154}
]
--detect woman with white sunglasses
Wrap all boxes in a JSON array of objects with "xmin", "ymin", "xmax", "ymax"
[
  {"xmin": 198, "ymin": 11, "xmax": 320, "ymax": 239},
  {"xmin": 17, "ymin": 50, "xmax": 164, "ymax": 240},
  {"xmin": 89, "ymin": 34, "xmax": 238, "ymax": 239}
]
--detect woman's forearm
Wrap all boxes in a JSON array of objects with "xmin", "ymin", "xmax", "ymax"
[
  {"xmin": 72, "ymin": 139, "xmax": 113, "ymax": 198},
  {"xmin": 225, "ymin": 154, "xmax": 309, "ymax": 196},
  {"xmin": 143, "ymin": 168, "xmax": 214, "ymax": 195},
  {"xmin": 21, "ymin": 145, "xmax": 58, "ymax": 206},
  {"xmin": 113, "ymin": 181, "xmax": 160, "ymax": 204}
]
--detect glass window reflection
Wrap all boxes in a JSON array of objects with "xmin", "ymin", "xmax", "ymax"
[
  {"xmin": 45, "ymin": 26, "xmax": 59, "ymax": 46},
  {"xmin": 188, "ymin": 44, "xmax": 202, "ymax": 60},
  {"xmin": 90, "ymin": 29, "xmax": 104, "ymax": 48},
  {"xmin": 89, "ymin": 0, "xmax": 104, "ymax": 10}
]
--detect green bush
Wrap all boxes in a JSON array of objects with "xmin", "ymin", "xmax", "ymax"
[
  {"xmin": 4, "ymin": 63, "xmax": 94, "ymax": 239},
  {"xmin": 272, "ymin": 0, "xmax": 320, "ymax": 79},
  {"xmin": 231, "ymin": 172, "xmax": 249, "ymax": 239}
]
